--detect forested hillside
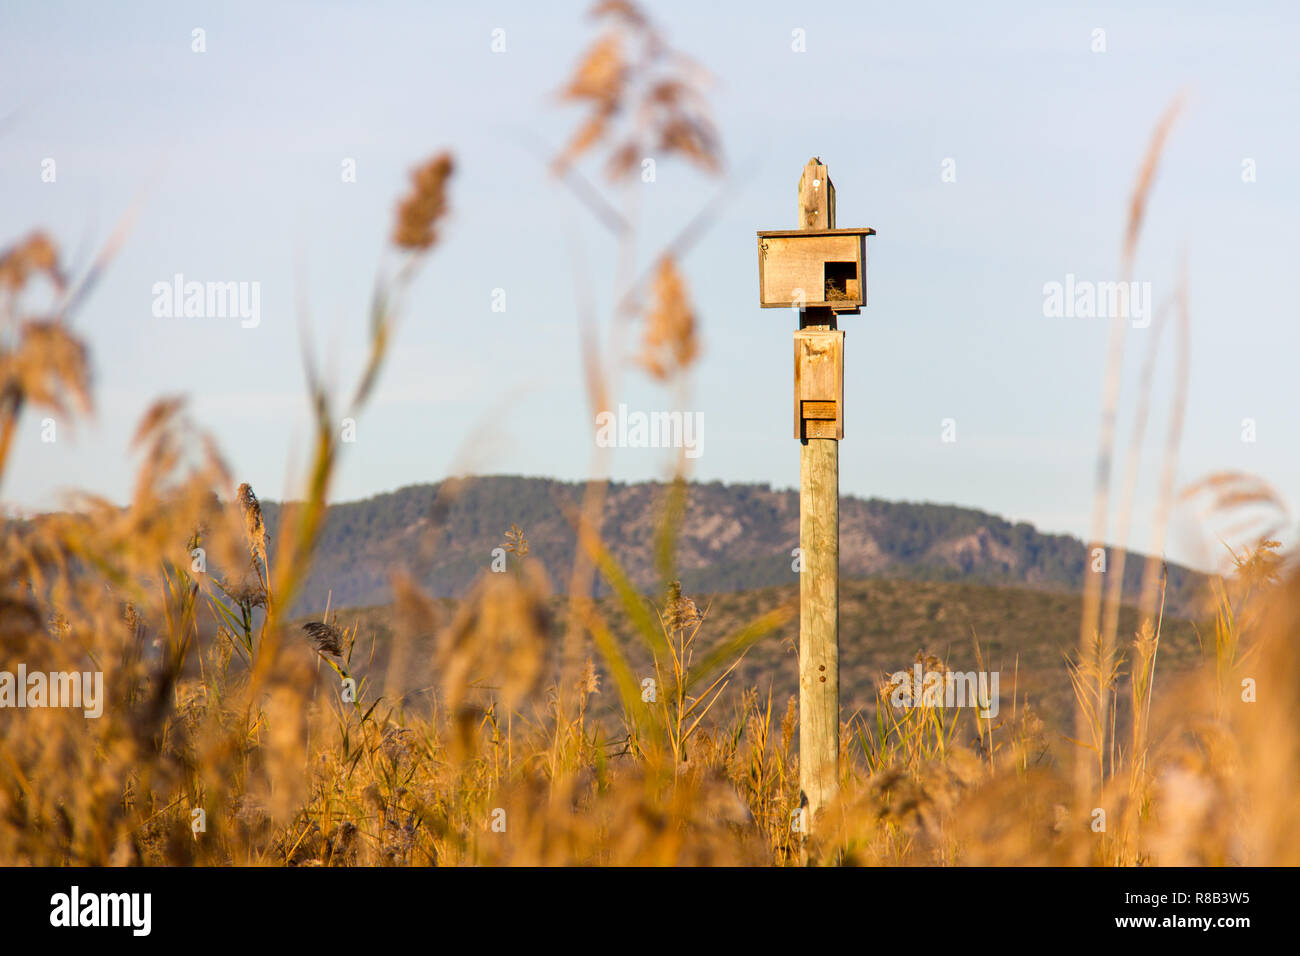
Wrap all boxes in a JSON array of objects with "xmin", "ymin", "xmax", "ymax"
[{"xmin": 258, "ymin": 476, "xmax": 1204, "ymax": 614}]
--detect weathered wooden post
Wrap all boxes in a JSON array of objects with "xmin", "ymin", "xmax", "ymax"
[{"xmin": 757, "ymin": 158, "xmax": 874, "ymax": 825}]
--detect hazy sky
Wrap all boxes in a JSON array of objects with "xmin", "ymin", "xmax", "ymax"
[{"xmin": 2, "ymin": 0, "xmax": 1297, "ymax": 572}]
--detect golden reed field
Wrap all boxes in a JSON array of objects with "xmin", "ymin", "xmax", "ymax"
[{"xmin": 1, "ymin": 2, "xmax": 1297, "ymax": 868}]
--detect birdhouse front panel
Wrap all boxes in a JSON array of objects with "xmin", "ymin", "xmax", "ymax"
[
  {"xmin": 757, "ymin": 229, "xmax": 870, "ymax": 311},
  {"xmin": 794, "ymin": 329, "xmax": 844, "ymax": 440}
]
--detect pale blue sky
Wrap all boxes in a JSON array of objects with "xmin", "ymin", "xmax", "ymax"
[{"xmin": 2, "ymin": 0, "xmax": 1297, "ymax": 572}]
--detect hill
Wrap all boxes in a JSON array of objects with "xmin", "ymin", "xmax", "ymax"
[{"xmin": 260, "ymin": 475, "xmax": 1205, "ymax": 615}]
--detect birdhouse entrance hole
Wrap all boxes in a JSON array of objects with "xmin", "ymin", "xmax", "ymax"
[{"xmin": 824, "ymin": 261, "xmax": 858, "ymax": 302}]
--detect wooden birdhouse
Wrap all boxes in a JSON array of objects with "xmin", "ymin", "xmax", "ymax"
[
  {"xmin": 757, "ymin": 158, "xmax": 875, "ymax": 313},
  {"xmin": 757, "ymin": 228, "xmax": 874, "ymax": 312}
]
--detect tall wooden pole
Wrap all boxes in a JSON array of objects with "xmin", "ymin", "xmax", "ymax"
[
  {"xmin": 758, "ymin": 158, "xmax": 868, "ymax": 828},
  {"xmin": 800, "ymin": 427, "xmax": 839, "ymax": 820},
  {"xmin": 797, "ymin": 159, "xmax": 839, "ymax": 823}
]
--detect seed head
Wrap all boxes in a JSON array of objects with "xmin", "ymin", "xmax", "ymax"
[
  {"xmin": 641, "ymin": 257, "xmax": 698, "ymax": 381},
  {"xmin": 236, "ymin": 482, "xmax": 267, "ymax": 565},
  {"xmin": 663, "ymin": 579, "xmax": 701, "ymax": 632},
  {"xmin": 393, "ymin": 154, "xmax": 453, "ymax": 251},
  {"xmin": 303, "ymin": 620, "xmax": 344, "ymax": 657}
]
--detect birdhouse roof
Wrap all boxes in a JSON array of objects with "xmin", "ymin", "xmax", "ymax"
[{"xmin": 756, "ymin": 227, "xmax": 876, "ymax": 238}]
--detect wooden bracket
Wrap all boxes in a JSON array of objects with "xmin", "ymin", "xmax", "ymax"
[{"xmin": 794, "ymin": 328, "xmax": 844, "ymax": 440}]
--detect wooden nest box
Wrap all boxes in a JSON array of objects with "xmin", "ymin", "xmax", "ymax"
[
  {"xmin": 756, "ymin": 158, "xmax": 875, "ymax": 314},
  {"xmin": 757, "ymin": 228, "xmax": 875, "ymax": 312},
  {"xmin": 794, "ymin": 328, "xmax": 844, "ymax": 439}
]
